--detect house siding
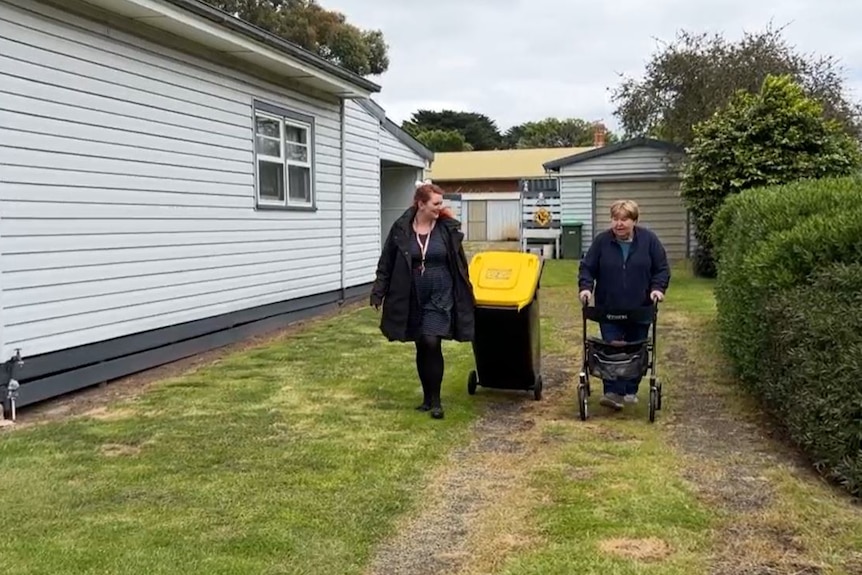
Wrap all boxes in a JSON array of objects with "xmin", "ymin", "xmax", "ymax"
[
  {"xmin": 0, "ymin": 0, "xmax": 359, "ymax": 358},
  {"xmin": 343, "ymin": 99, "xmax": 381, "ymax": 287},
  {"xmin": 559, "ymin": 177, "xmax": 593, "ymax": 247},
  {"xmin": 379, "ymin": 128, "xmax": 425, "ymax": 168},
  {"xmin": 557, "ymin": 145, "xmax": 681, "ymax": 254},
  {"xmin": 557, "ymin": 146, "xmax": 677, "ymax": 177}
]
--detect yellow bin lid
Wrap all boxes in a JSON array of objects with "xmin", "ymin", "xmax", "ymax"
[{"xmin": 469, "ymin": 251, "xmax": 543, "ymax": 310}]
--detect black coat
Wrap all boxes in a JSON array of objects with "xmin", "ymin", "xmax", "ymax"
[
  {"xmin": 370, "ymin": 207, "xmax": 475, "ymax": 342},
  {"xmin": 578, "ymin": 226, "xmax": 671, "ymax": 309}
]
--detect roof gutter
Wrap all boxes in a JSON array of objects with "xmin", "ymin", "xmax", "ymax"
[
  {"xmin": 78, "ymin": 0, "xmax": 381, "ymax": 96},
  {"xmin": 160, "ymin": 0, "xmax": 380, "ymax": 94}
]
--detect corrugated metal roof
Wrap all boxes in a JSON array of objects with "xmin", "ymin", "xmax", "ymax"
[{"xmin": 430, "ymin": 147, "xmax": 594, "ymax": 181}]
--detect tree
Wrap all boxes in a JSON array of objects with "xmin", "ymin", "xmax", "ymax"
[
  {"xmin": 412, "ymin": 129, "xmax": 473, "ymax": 152},
  {"xmin": 610, "ymin": 25, "xmax": 862, "ymax": 145},
  {"xmin": 504, "ymin": 118, "xmax": 620, "ymax": 148},
  {"xmin": 681, "ymin": 74, "xmax": 862, "ymax": 277},
  {"xmin": 204, "ymin": 0, "xmax": 389, "ymax": 76},
  {"xmin": 402, "ymin": 110, "xmax": 502, "ymax": 150}
]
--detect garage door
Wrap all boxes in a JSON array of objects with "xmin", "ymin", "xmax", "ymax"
[
  {"xmin": 466, "ymin": 200, "xmax": 487, "ymax": 241},
  {"xmin": 594, "ymin": 179, "xmax": 689, "ymax": 261}
]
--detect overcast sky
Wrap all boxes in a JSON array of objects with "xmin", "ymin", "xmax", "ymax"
[{"xmin": 326, "ymin": 0, "xmax": 861, "ymax": 136}]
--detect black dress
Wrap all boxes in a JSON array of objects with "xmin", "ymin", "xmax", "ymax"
[{"xmin": 407, "ymin": 225, "xmax": 454, "ymax": 340}]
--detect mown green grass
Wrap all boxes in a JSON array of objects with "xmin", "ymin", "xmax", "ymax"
[
  {"xmin": 0, "ymin": 308, "xmax": 483, "ymax": 575},
  {"xmin": 484, "ymin": 261, "xmax": 718, "ymax": 574},
  {"xmin": 5, "ymin": 257, "xmax": 861, "ymax": 575}
]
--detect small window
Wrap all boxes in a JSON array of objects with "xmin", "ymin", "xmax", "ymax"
[{"xmin": 253, "ymin": 102, "xmax": 314, "ymax": 210}]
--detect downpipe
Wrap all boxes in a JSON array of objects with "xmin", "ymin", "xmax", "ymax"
[
  {"xmin": 339, "ymin": 97, "xmax": 347, "ymax": 304},
  {"xmin": 1, "ymin": 349, "xmax": 24, "ymax": 422}
]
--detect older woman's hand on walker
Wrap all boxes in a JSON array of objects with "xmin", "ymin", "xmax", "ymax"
[
  {"xmin": 578, "ymin": 290, "xmax": 592, "ymax": 304},
  {"xmin": 650, "ymin": 290, "xmax": 664, "ymax": 303}
]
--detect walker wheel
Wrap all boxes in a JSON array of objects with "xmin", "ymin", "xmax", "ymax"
[
  {"xmin": 656, "ymin": 380, "xmax": 663, "ymax": 410},
  {"xmin": 533, "ymin": 375, "xmax": 543, "ymax": 401},
  {"xmin": 649, "ymin": 388, "xmax": 657, "ymax": 423},
  {"xmin": 577, "ymin": 384, "xmax": 588, "ymax": 421},
  {"xmin": 467, "ymin": 370, "xmax": 478, "ymax": 395}
]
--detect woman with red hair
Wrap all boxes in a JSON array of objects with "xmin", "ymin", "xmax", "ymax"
[{"xmin": 370, "ymin": 181, "xmax": 475, "ymax": 419}]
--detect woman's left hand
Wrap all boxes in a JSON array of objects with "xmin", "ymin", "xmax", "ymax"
[{"xmin": 650, "ymin": 290, "xmax": 664, "ymax": 303}]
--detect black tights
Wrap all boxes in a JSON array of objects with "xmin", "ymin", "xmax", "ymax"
[{"xmin": 415, "ymin": 335, "xmax": 444, "ymax": 407}]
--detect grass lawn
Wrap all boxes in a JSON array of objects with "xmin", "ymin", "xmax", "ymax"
[
  {"xmin": 485, "ymin": 260, "xmax": 862, "ymax": 575},
  {"xmin": 2, "ymin": 256, "xmax": 861, "ymax": 574},
  {"xmin": 0, "ymin": 305, "xmax": 484, "ymax": 574}
]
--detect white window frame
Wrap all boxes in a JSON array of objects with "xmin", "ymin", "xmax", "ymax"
[{"xmin": 253, "ymin": 101, "xmax": 315, "ymax": 211}]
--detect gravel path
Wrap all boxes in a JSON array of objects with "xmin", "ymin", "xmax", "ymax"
[{"xmin": 363, "ymin": 361, "xmax": 571, "ymax": 575}]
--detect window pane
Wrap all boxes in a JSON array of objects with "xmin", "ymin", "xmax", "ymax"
[
  {"xmin": 286, "ymin": 143, "xmax": 308, "ymax": 162},
  {"xmin": 288, "ymin": 165, "xmax": 311, "ymax": 203},
  {"xmin": 285, "ymin": 124, "xmax": 307, "ymax": 144},
  {"xmin": 258, "ymin": 160, "xmax": 284, "ymax": 201},
  {"xmin": 256, "ymin": 135, "xmax": 281, "ymax": 157},
  {"xmin": 256, "ymin": 116, "xmax": 280, "ymax": 138}
]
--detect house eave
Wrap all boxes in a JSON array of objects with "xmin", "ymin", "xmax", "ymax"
[
  {"xmin": 78, "ymin": 0, "xmax": 381, "ymax": 98},
  {"xmin": 357, "ymin": 99, "xmax": 434, "ymax": 162}
]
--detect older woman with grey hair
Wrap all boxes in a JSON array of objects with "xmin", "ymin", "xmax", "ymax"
[{"xmin": 577, "ymin": 199, "xmax": 670, "ymax": 410}]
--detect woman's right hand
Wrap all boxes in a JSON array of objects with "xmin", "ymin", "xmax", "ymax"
[{"xmin": 578, "ymin": 290, "xmax": 592, "ymax": 304}]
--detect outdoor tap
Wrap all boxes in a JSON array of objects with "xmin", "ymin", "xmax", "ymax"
[
  {"xmin": 3, "ymin": 349, "xmax": 24, "ymax": 422},
  {"xmin": 6, "ymin": 378, "xmax": 19, "ymax": 422}
]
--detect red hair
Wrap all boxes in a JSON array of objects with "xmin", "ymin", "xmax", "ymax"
[{"xmin": 413, "ymin": 183, "xmax": 454, "ymax": 219}]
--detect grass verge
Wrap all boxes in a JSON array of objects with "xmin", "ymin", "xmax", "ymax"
[{"xmin": 0, "ymin": 307, "xmax": 482, "ymax": 574}]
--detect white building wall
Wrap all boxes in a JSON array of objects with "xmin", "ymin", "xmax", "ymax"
[
  {"xmin": 379, "ymin": 129, "xmax": 426, "ymax": 168},
  {"xmin": 343, "ymin": 99, "xmax": 381, "ymax": 287},
  {"xmin": 486, "ymin": 200, "xmax": 521, "ymax": 241},
  {"xmin": 0, "ymin": 0, "xmax": 371, "ymax": 358},
  {"xmin": 380, "ymin": 167, "xmax": 421, "ymax": 245}
]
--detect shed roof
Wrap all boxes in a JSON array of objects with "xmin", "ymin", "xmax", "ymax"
[
  {"xmin": 542, "ymin": 137, "xmax": 683, "ymax": 170},
  {"xmin": 431, "ymin": 147, "xmax": 593, "ymax": 181}
]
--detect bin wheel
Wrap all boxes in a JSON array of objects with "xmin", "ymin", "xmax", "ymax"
[
  {"xmin": 577, "ymin": 384, "xmax": 588, "ymax": 421},
  {"xmin": 533, "ymin": 375, "xmax": 543, "ymax": 401},
  {"xmin": 648, "ymin": 387, "xmax": 657, "ymax": 423},
  {"xmin": 467, "ymin": 370, "xmax": 478, "ymax": 395}
]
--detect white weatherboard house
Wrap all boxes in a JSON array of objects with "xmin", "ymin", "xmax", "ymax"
[{"xmin": 0, "ymin": 0, "xmax": 433, "ymax": 415}]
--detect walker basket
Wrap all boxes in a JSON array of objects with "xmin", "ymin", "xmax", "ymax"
[{"xmin": 584, "ymin": 338, "xmax": 649, "ymax": 382}]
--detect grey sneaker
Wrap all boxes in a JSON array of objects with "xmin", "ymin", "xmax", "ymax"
[
  {"xmin": 623, "ymin": 394, "xmax": 639, "ymax": 404},
  {"xmin": 599, "ymin": 393, "xmax": 624, "ymax": 410}
]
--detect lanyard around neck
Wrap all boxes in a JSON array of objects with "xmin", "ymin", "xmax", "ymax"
[{"xmin": 414, "ymin": 220, "xmax": 435, "ymax": 273}]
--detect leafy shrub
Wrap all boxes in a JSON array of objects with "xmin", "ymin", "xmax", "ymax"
[
  {"xmin": 711, "ymin": 175, "xmax": 862, "ymax": 267},
  {"xmin": 691, "ymin": 244, "xmax": 716, "ymax": 278},
  {"xmin": 762, "ymin": 263, "xmax": 862, "ymax": 496},
  {"xmin": 712, "ymin": 175, "xmax": 862, "ymax": 374},
  {"xmin": 718, "ymin": 201, "xmax": 862, "ymax": 383},
  {"xmin": 712, "ymin": 174, "xmax": 862, "ymax": 495},
  {"xmin": 681, "ymin": 74, "xmax": 862, "ymax": 277}
]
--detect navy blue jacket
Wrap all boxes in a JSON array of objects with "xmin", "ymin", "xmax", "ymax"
[{"xmin": 578, "ymin": 226, "xmax": 670, "ymax": 310}]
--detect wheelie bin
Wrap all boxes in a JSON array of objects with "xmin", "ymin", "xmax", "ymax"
[{"xmin": 466, "ymin": 251, "xmax": 545, "ymax": 400}]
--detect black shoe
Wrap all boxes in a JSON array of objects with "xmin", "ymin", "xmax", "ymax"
[
  {"xmin": 415, "ymin": 402, "xmax": 431, "ymax": 411},
  {"xmin": 430, "ymin": 406, "xmax": 444, "ymax": 419}
]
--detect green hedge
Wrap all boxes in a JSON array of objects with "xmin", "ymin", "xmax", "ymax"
[
  {"xmin": 712, "ymin": 174, "xmax": 862, "ymax": 496},
  {"xmin": 763, "ymin": 263, "xmax": 862, "ymax": 496}
]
